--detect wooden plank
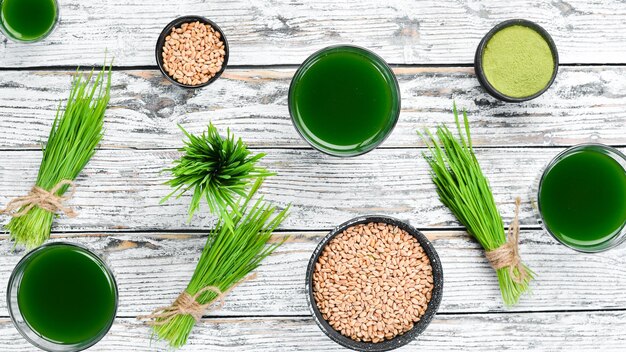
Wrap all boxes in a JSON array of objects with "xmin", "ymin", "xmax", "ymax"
[
  {"xmin": 1, "ymin": 313, "xmax": 625, "ymax": 351},
  {"xmin": 0, "ymin": 147, "xmax": 609, "ymax": 231},
  {"xmin": 2, "ymin": 1, "xmax": 626, "ymax": 66},
  {"xmin": 1, "ymin": 229, "xmax": 625, "ymax": 317},
  {"xmin": 1, "ymin": 67, "xmax": 626, "ymax": 149}
]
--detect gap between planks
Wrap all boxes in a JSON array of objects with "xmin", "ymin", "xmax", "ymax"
[
  {"xmin": 1, "ymin": 63, "xmax": 626, "ymax": 72},
  {"xmin": 0, "ymin": 226, "xmax": 545, "ymax": 239},
  {"xmin": 2, "ymin": 306, "xmax": 626, "ymax": 320},
  {"xmin": 5, "ymin": 145, "xmax": 626, "ymax": 152}
]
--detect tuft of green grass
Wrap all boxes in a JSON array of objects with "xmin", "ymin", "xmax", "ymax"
[
  {"xmin": 161, "ymin": 124, "xmax": 274, "ymax": 226},
  {"xmin": 419, "ymin": 103, "xmax": 534, "ymax": 305},
  {"xmin": 150, "ymin": 177, "xmax": 289, "ymax": 347},
  {"xmin": 6, "ymin": 66, "xmax": 111, "ymax": 249}
]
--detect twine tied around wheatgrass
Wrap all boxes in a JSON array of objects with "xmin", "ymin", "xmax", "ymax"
[
  {"xmin": 139, "ymin": 273, "xmax": 257, "ymax": 326},
  {"xmin": 484, "ymin": 197, "xmax": 529, "ymax": 284},
  {"xmin": 0, "ymin": 180, "xmax": 77, "ymax": 219}
]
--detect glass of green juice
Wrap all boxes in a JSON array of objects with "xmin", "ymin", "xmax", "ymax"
[
  {"xmin": 536, "ymin": 144, "xmax": 626, "ymax": 252},
  {"xmin": 0, "ymin": 0, "xmax": 59, "ymax": 43},
  {"xmin": 7, "ymin": 242, "xmax": 118, "ymax": 351},
  {"xmin": 288, "ymin": 45, "xmax": 401, "ymax": 157}
]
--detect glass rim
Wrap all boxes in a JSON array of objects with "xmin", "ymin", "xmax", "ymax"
[
  {"xmin": 0, "ymin": 0, "xmax": 60, "ymax": 43},
  {"xmin": 6, "ymin": 241, "xmax": 118, "ymax": 352},
  {"xmin": 536, "ymin": 143, "xmax": 626, "ymax": 253},
  {"xmin": 288, "ymin": 44, "xmax": 401, "ymax": 157}
]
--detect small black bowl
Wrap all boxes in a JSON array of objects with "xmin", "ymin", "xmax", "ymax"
[
  {"xmin": 305, "ymin": 215, "xmax": 444, "ymax": 351},
  {"xmin": 474, "ymin": 19, "xmax": 559, "ymax": 102},
  {"xmin": 155, "ymin": 15, "xmax": 229, "ymax": 89}
]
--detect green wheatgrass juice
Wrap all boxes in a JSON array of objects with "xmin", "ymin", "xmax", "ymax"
[
  {"xmin": 539, "ymin": 146, "xmax": 626, "ymax": 250},
  {"xmin": 17, "ymin": 244, "xmax": 117, "ymax": 345},
  {"xmin": 482, "ymin": 25, "xmax": 554, "ymax": 98},
  {"xmin": 289, "ymin": 46, "xmax": 400, "ymax": 156},
  {"xmin": 0, "ymin": 0, "xmax": 57, "ymax": 41}
]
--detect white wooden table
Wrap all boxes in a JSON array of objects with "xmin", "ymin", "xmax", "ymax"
[{"xmin": 1, "ymin": 1, "xmax": 626, "ymax": 351}]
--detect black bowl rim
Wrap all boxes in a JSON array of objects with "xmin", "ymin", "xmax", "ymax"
[
  {"xmin": 155, "ymin": 15, "xmax": 229, "ymax": 89},
  {"xmin": 287, "ymin": 44, "xmax": 401, "ymax": 157},
  {"xmin": 305, "ymin": 215, "xmax": 444, "ymax": 352},
  {"xmin": 474, "ymin": 19, "xmax": 559, "ymax": 103}
]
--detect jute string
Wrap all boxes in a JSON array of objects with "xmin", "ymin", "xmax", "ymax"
[
  {"xmin": 0, "ymin": 180, "xmax": 77, "ymax": 218},
  {"xmin": 139, "ymin": 273, "xmax": 257, "ymax": 326},
  {"xmin": 485, "ymin": 197, "xmax": 528, "ymax": 283}
]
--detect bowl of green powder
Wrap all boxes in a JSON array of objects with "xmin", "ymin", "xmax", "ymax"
[{"xmin": 475, "ymin": 19, "xmax": 559, "ymax": 102}]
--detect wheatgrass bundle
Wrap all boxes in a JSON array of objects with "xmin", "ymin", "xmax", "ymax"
[
  {"xmin": 419, "ymin": 104, "xmax": 534, "ymax": 305},
  {"xmin": 161, "ymin": 124, "xmax": 273, "ymax": 226},
  {"xmin": 142, "ymin": 178, "xmax": 288, "ymax": 347},
  {"xmin": 1, "ymin": 66, "xmax": 111, "ymax": 248}
]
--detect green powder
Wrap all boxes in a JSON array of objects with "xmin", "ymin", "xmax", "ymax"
[{"xmin": 482, "ymin": 25, "xmax": 554, "ymax": 98}]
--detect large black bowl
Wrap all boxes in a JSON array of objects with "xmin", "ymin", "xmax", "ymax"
[
  {"xmin": 305, "ymin": 215, "xmax": 444, "ymax": 351},
  {"xmin": 155, "ymin": 15, "xmax": 229, "ymax": 88}
]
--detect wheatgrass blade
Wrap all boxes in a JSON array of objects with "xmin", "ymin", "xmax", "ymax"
[
  {"xmin": 5, "ymin": 66, "xmax": 112, "ymax": 248},
  {"xmin": 419, "ymin": 104, "xmax": 534, "ymax": 305}
]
